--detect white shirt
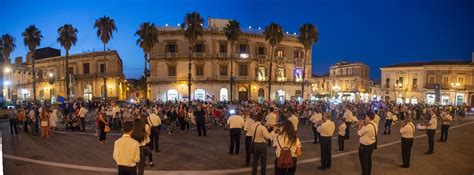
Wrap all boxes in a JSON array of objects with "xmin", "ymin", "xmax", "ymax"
[
  {"xmin": 112, "ymin": 106, "xmax": 121, "ymax": 118},
  {"xmin": 427, "ymin": 115, "xmax": 437, "ymax": 130},
  {"xmin": 338, "ymin": 123, "xmax": 347, "ymax": 136},
  {"xmin": 266, "ymin": 112, "xmax": 278, "ymax": 126},
  {"xmin": 244, "ymin": 117, "xmax": 255, "ymax": 136},
  {"xmin": 113, "ymin": 134, "xmax": 140, "ymax": 167},
  {"xmin": 288, "ymin": 115, "xmax": 299, "ymax": 131},
  {"xmin": 248, "ymin": 122, "xmax": 272, "ymax": 143},
  {"xmin": 374, "ymin": 114, "xmax": 380, "ymax": 126},
  {"xmin": 386, "ymin": 111, "xmax": 393, "ymax": 120},
  {"xmin": 400, "ymin": 122, "xmax": 415, "ymax": 138},
  {"xmin": 317, "ymin": 120, "xmax": 335, "ymax": 137},
  {"xmin": 227, "ymin": 115, "xmax": 245, "ymax": 129},
  {"xmin": 343, "ymin": 110, "xmax": 354, "ymax": 122},
  {"xmin": 273, "ymin": 135, "xmax": 302, "ymax": 158},
  {"xmin": 309, "ymin": 112, "xmax": 322, "ymax": 124},
  {"xmin": 148, "ymin": 113, "xmax": 161, "ymax": 127},
  {"xmin": 79, "ymin": 107, "xmax": 88, "ymax": 118},
  {"xmin": 358, "ymin": 121, "xmax": 377, "ymax": 145},
  {"xmin": 441, "ymin": 113, "xmax": 453, "ymax": 125}
]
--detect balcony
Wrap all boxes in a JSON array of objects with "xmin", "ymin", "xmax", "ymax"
[
  {"xmin": 257, "ymin": 55, "xmax": 266, "ymax": 64},
  {"xmin": 193, "ymin": 52, "xmax": 205, "ymax": 58},
  {"xmin": 148, "ymin": 76, "xmax": 178, "ymax": 82},
  {"xmin": 276, "ymin": 57, "xmax": 286, "ymax": 65},
  {"xmin": 218, "ymin": 76, "xmax": 230, "ymax": 81},
  {"xmin": 235, "ymin": 76, "xmax": 252, "ymax": 81},
  {"xmin": 195, "ymin": 76, "xmax": 207, "ymax": 81},
  {"xmin": 166, "ymin": 52, "xmax": 178, "ymax": 58},
  {"xmin": 218, "ymin": 53, "xmax": 228, "ymax": 58}
]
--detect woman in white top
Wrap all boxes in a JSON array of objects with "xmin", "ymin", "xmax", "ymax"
[
  {"xmin": 49, "ymin": 106, "xmax": 58, "ymax": 130},
  {"xmin": 273, "ymin": 120, "xmax": 302, "ymax": 175}
]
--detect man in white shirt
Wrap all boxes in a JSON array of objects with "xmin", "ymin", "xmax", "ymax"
[
  {"xmin": 249, "ymin": 114, "xmax": 272, "ymax": 175},
  {"xmin": 310, "ymin": 109, "xmax": 323, "ymax": 144},
  {"xmin": 113, "ymin": 121, "xmax": 140, "ymax": 175},
  {"xmin": 383, "ymin": 110, "xmax": 394, "ymax": 135},
  {"xmin": 243, "ymin": 114, "xmax": 255, "ymax": 166},
  {"xmin": 148, "ymin": 109, "xmax": 162, "ymax": 152},
  {"xmin": 424, "ymin": 110, "xmax": 437, "ymax": 154},
  {"xmin": 78, "ymin": 104, "xmax": 88, "ymax": 132},
  {"xmin": 265, "ymin": 107, "xmax": 278, "ymax": 130},
  {"xmin": 357, "ymin": 111, "xmax": 377, "ymax": 175},
  {"xmin": 338, "ymin": 118, "xmax": 347, "ymax": 151},
  {"xmin": 111, "ymin": 103, "xmax": 121, "ymax": 130},
  {"xmin": 399, "ymin": 118, "xmax": 415, "ymax": 168},
  {"xmin": 317, "ymin": 113, "xmax": 335, "ymax": 170},
  {"xmin": 439, "ymin": 109, "xmax": 452, "ymax": 142},
  {"xmin": 373, "ymin": 113, "xmax": 380, "ymax": 126},
  {"xmin": 227, "ymin": 110, "xmax": 245, "ymax": 155},
  {"xmin": 343, "ymin": 107, "xmax": 354, "ymax": 139},
  {"xmin": 288, "ymin": 110, "xmax": 299, "ymax": 131}
]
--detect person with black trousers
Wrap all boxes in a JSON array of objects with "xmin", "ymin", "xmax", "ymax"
[
  {"xmin": 424, "ymin": 110, "xmax": 437, "ymax": 154},
  {"xmin": 194, "ymin": 105, "xmax": 207, "ymax": 137},
  {"xmin": 227, "ymin": 110, "xmax": 245, "ymax": 155},
  {"xmin": 439, "ymin": 109, "xmax": 452, "ymax": 142},
  {"xmin": 243, "ymin": 113, "xmax": 255, "ymax": 166},
  {"xmin": 317, "ymin": 113, "xmax": 335, "ymax": 170},
  {"xmin": 97, "ymin": 107, "xmax": 108, "ymax": 144},
  {"xmin": 148, "ymin": 109, "xmax": 162, "ymax": 152},
  {"xmin": 177, "ymin": 104, "xmax": 187, "ymax": 131},
  {"xmin": 356, "ymin": 111, "xmax": 377, "ymax": 175},
  {"xmin": 399, "ymin": 118, "xmax": 415, "ymax": 168},
  {"xmin": 249, "ymin": 113, "xmax": 272, "ymax": 175},
  {"xmin": 8, "ymin": 107, "xmax": 18, "ymax": 135}
]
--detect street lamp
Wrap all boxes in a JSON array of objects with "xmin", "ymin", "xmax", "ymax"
[{"xmin": 451, "ymin": 82, "xmax": 460, "ymax": 106}]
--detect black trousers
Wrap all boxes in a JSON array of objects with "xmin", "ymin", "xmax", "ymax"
[
  {"xmin": 245, "ymin": 136, "xmax": 252, "ymax": 165},
  {"xmin": 197, "ymin": 122, "xmax": 207, "ymax": 136},
  {"xmin": 178, "ymin": 117, "xmax": 186, "ymax": 131},
  {"xmin": 312, "ymin": 125, "xmax": 320, "ymax": 143},
  {"xmin": 118, "ymin": 165, "xmax": 137, "ymax": 175},
  {"xmin": 99, "ymin": 122, "xmax": 106, "ymax": 141},
  {"xmin": 229, "ymin": 128, "xmax": 241, "ymax": 154},
  {"xmin": 426, "ymin": 129, "xmax": 435, "ymax": 153},
  {"xmin": 10, "ymin": 119, "xmax": 18, "ymax": 134},
  {"xmin": 24, "ymin": 120, "xmax": 29, "ymax": 133},
  {"xmin": 137, "ymin": 145, "xmax": 152, "ymax": 175},
  {"xmin": 320, "ymin": 136, "xmax": 332, "ymax": 168},
  {"xmin": 384, "ymin": 119, "xmax": 392, "ymax": 134},
  {"xmin": 275, "ymin": 158, "xmax": 297, "ymax": 175},
  {"xmin": 149, "ymin": 126, "xmax": 160, "ymax": 152},
  {"xmin": 345, "ymin": 122, "xmax": 352, "ymax": 139},
  {"xmin": 401, "ymin": 138, "xmax": 413, "ymax": 167},
  {"xmin": 440, "ymin": 124, "xmax": 449, "ymax": 141},
  {"xmin": 338, "ymin": 134, "xmax": 345, "ymax": 151},
  {"xmin": 80, "ymin": 117, "xmax": 86, "ymax": 131},
  {"xmin": 252, "ymin": 143, "xmax": 267, "ymax": 175},
  {"xmin": 358, "ymin": 143, "xmax": 375, "ymax": 175}
]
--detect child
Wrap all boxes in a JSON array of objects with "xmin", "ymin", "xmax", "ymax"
[{"xmin": 338, "ymin": 118, "xmax": 347, "ymax": 151}]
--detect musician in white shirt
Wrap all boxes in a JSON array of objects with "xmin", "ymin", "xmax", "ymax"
[
  {"xmin": 424, "ymin": 110, "xmax": 437, "ymax": 154},
  {"xmin": 288, "ymin": 110, "xmax": 299, "ymax": 131},
  {"xmin": 309, "ymin": 109, "xmax": 323, "ymax": 143},
  {"xmin": 399, "ymin": 118, "xmax": 415, "ymax": 168},
  {"xmin": 383, "ymin": 110, "xmax": 394, "ymax": 135},
  {"xmin": 243, "ymin": 114, "xmax": 255, "ymax": 166},
  {"xmin": 338, "ymin": 118, "xmax": 347, "ymax": 151},
  {"xmin": 343, "ymin": 107, "xmax": 354, "ymax": 139},
  {"xmin": 227, "ymin": 110, "xmax": 245, "ymax": 155},
  {"xmin": 356, "ymin": 111, "xmax": 377, "ymax": 175},
  {"xmin": 316, "ymin": 113, "xmax": 335, "ymax": 170},
  {"xmin": 439, "ymin": 109, "xmax": 453, "ymax": 142}
]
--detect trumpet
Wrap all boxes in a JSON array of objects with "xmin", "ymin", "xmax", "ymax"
[{"xmin": 352, "ymin": 120, "xmax": 365, "ymax": 130}]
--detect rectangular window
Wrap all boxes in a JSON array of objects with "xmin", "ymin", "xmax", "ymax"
[
  {"xmin": 239, "ymin": 44, "xmax": 248, "ymax": 53},
  {"xmin": 458, "ymin": 76, "xmax": 464, "ymax": 84},
  {"xmin": 428, "ymin": 75, "xmax": 435, "ymax": 84},
  {"xmin": 294, "ymin": 50, "xmax": 303, "ymax": 58},
  {"xmin": 219, "ymin": 65, "xmax": 228, "ymax": 76},
  {"xmin": 385, "ymin": 78, "xmax": 390, "ymax": 88},
  {"xmin": 442, "ymin": 76, "xmax": 449, "ymax": 84},
  {"xmin": 83, "ymin": 63, "xmax": 90, "ymax": 74},
  {"xmin": 276, "ymin": 68, "xmax": 286, "ymax": 81},
  {"xmin": 195, "ymin": 43, "xmax": 204, "ymax": 52},
  {"xmin": 219, "ymin": 43, "xmax": 227, "ymax": 53},
  {"xmin": 276, "ymin": 49, "xmax": 284, "ymax": 57},
  {"xmin": 413, "ymin": 78, "xmax": 417, "ymax": 86},
  {"xmin": 196, "ymin": 65, "xmax": 204, "ymax": 76},
  {"xmin": 258, "ymin": 46, "xmax": 265, "ymax": 55},
  {"xmin": 99, "ymin": 64, "xmax": 106, "ymax": 73},
  {"xmin": 166, "ymin": 44, "xmax": 177, "ymax": 53},
  {"xmin": 168, "ymin": 66, "xmax": 176, "ymax": 76},
  {"xmin": 398, "ymin": 77, "xmax": 404, "ymax": 85},
  {"xmin": 239, "ymin": 64, "xmax": 248, "ymax": 76}
]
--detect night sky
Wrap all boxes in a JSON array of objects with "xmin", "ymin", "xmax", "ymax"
[{"xmin": 1, "ymin": 0, "xmax": 473, "ymax": 80}]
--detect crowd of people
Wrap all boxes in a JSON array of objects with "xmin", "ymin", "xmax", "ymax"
[{"xmin": 5, "ymin": 99, "xmax": 470, "ymax": 175}]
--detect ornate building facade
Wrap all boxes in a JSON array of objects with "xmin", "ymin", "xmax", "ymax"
[
  {"xmin": 148, "ymin": 18, "xmax": 312, "ymax": 103},
  {"xmin": 380, "ymin": 54, "xmax": 474, "ymax": 106},
  {"xmin": 3, "ymin": 48, "xmax": 126, "ymax": 103}
]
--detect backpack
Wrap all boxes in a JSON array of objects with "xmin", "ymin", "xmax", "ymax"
[{"xmin": 276, "ymin": 136, "xmax": 294, "ymax": 169}]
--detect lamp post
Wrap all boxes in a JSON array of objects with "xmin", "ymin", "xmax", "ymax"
[{"xmin": 451, "ymin": 82, "xmax": 460, "ymax": 106}]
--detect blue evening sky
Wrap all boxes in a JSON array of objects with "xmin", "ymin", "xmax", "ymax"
[{"xmin": 1, "ymin": 0, "xmax": 473, "ymax": 80}]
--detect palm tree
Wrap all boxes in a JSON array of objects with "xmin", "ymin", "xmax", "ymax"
[
  {"xmin": 57, "ymin": 24, "xmax": 78, "ymax": 101},
  {"xmin": 181, "ymin": 12, "xmax": 204, "ymax": 102},
  {"xmin": 94, "ymin": 16, "xmax": 117, "ymax": 102},
  {"xmin": 22, "ymin": 25, "xmax": 43, "ymax": 103},
  {"xmin": 1, "ymin": 34, "xmax": 16, "ymax": 64},
  {"xmin": 135, "ymin": 22, "xmax": 158, "ymax": 100},
  {"xmin": 263, "ymin": 23, "xmax": 284, "ymax": 101},
  {"xmin": 298, "ymin": 23, "xmax": 319, "ymax": 101},
  {"xmin": 223, "ymin": 20, "xmax": 241, "ymax": 102}
]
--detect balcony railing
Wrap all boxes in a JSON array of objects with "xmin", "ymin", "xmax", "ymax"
[
  {"xmin": 193, "ymin": 52, "xmax": 205, "ymax": 58},
  {"xmin": 218, "ymin": 76, "xmax": 229, "ymax": 81},
  {"xmin": 234, "ymin": 53, "xmax": 251, "ymax": 59},
  {"xmin": 235, "ymin": 76, "xmax": 252, "ymax": 81},
  {"xmin": 166, "ymin": 52, "xmax": 178, "ymax": 58},
  {"xmin": 195, "ymin": 76, "xmax": 206, "ymax": 81},
  {"xmin": 218, "ymin": 53, "xmax": 228, "ymax": 58},
  {"xmin": 276, "ymin": 57, "xmax": 286, "ymax": 65}
]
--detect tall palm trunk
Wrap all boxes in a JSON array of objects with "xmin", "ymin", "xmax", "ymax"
[
  {"xmin": 103, "ymin": 43, "xmax": 107, "ymax": 102},
  {"xmin": 31, "ymin": 52, "xmax": 37, "ymax": 103},
  {"xmin": 188, "ymin": 44, "xmax": 193, "ymax": 103},
  {"xmin": 267, "ymin": 45, "xmax": 274, "ymax": 101},
  {"xmin": 229, "ymin": 41, "xmax": 234, "ymax": 102},
  {"xmin": 144, "ymin": 53, "xmax": 148, "ymax": 100},
  {"xmin": 301, "ymin": 49, "xmax": 307, "ymax": 101},
  {"xmin": 65, "ymin": 49, "xmax": 70, "ymax": 101}
]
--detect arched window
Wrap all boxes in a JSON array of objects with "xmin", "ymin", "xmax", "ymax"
[
  {"xmin": 84, "ymin": 84, "xmax": 93, "ymax": 102},
  {"xmin": 195, "ymin": 89, "xmax": 206, "ymax": 101},
  {"xmin": 220, "ymin": 88, "xmax": 228, "ymax": 101},
  {"xmin": 167, "ymin": 89, "xmax": 178, "ymax": 101}
]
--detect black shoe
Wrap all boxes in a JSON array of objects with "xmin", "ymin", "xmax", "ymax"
[
  {"xmin": 317, "ymin": 166, "xmax": 327, "ymax": 170},
  {"xmin": 228, "ymin": 152, "xmax": 234, "ymax": 155},
  {"xmin": 235, "ymin": 152, "xmax": 239, "ymax": 155},
  {"xmin": 424, "ymin": 151, "xmax": 433, "ymax": 155},
  {"xmin": 437, "ymin": 139, "xmax": 443, "ymax": 142},
  {"xmin": 399, "ymin": 165, "xmax": 409, "ymax": 168},
  {"xmin": 149, "ymin": 162, "xmax": 154, "ymax": 167}
]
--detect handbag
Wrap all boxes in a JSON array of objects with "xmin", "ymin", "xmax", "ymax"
[{"xmin": 104, "ymin": 124, "xmax": 111, "ymax": 133}]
